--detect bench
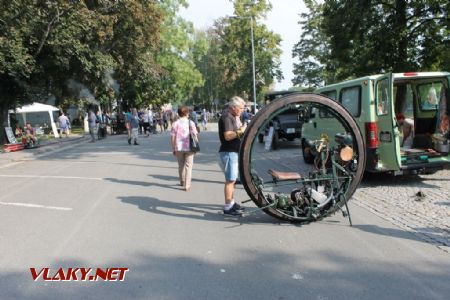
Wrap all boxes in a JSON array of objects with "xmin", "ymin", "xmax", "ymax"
[{"xmin": 3, "ymin": 143, "xmax": 25, "ymax": 152}]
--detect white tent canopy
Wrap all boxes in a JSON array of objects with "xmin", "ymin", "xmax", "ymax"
[
  {"xmin": 15, "ymin": 102, "xmax": 60, "ymax": 113},
  {"xmin": 8, "ymin": 102, "xmax": 60, "ymax": 138}
]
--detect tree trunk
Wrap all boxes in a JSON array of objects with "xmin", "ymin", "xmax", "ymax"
[
  {"xmin": 394, "ymin": 0, "xmax": 408, "ymax": 71},
  {"xmin": 0, "ymin": 105, "xmax": 8, "ymax": 145}
]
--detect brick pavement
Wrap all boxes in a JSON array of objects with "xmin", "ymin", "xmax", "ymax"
[{"xmin": 352, "ymin": 170, "xmax": 450, "ymax": 253}]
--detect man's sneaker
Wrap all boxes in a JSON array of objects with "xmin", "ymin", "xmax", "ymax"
[
  {"xmin": 223, "ymin": 203, "xmax": 244, "ymax": 216},
  {"xmin": 233, "ymin": 202, "xmax": 245, "ymax": 211}
]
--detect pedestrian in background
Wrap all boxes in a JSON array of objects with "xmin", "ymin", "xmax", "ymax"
[
  {"xmin": 218, "ymin": 96, "xmax": 247, "ymax": 215},
  {"xmin": 87, "ymin": 109, "xmax": 97, "ymax": 143},
  {"xmin": 147, "ymin": 108, "xmax": 154, "ymax": 134},
  {"xmin": 190, "ymin": 109, "xmax": 199, "ymax": 132},
  {"xmin": 170, "ymin": 105, "xmax": 198, "ymax": 191},
  {"xmin": 158, "ymin": 110, "xmax": 164, "ymax": 133},
  {"xmin": 138, "ymin": 109, "xmax": 145, "ymax": 135},
  {"xmin": 142, "ymin": 109, "xmax": 150, "ymax": 136},
  {"xmin": 98, "ymin": 111, "xmax": 108, "ymax": 139},
  {"xmin": 124, "ymin": 109, "xmax": 132, "ymax": 142},
  {"xmin": 242, "ymin": 108, "xmax": 250, "ymax": 124},
  {"xmin": 201, "ymin": 108, "xmax": 208, "ymax": 131},
  {"xmin": 58, "ymin": 112, "xmax": 70, "ymax": 138},
  {"xmin": 163, "ymin": 110, "xmax": 169, "ymax": 131},
  {"xmin": 128, "ymin": 108, "xmax": 140, "ymax": 145}
]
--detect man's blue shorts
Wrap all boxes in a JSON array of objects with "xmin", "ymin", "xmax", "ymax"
[{"xmin": 219, "ymin": 152, "xmax": 239, "ymax": 182}]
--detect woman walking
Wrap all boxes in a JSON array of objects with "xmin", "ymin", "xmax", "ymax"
[{"xmin": 170, "ymin": 106, "xmax": 199, "ymax": 191}]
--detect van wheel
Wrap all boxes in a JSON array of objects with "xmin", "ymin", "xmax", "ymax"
[
  {"xmin": 258, "ymin": 134, "xmax": 264, "ymax": 143},
  {"xmin": 272, "ymin": 131, "xmax": 279, "ymax": 150},
  {"xmin": 302, "ymin": 141, "xmax": 314, "ymax": 164}
]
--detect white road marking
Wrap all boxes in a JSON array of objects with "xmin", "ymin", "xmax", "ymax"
[
  {"xmin": 0, "ymin": 201, "xmax": 72, "ymax": 211},
  {"xmin": 0, "ymin": 174, "xmax": 103, "ymax": 180}
]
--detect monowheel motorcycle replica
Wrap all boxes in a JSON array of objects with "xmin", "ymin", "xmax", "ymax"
[{"xmin": 238, "ymin": 93, "xmax": 366, "ymax": 225}]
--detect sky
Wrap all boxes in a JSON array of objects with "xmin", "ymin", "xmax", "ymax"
[{"xmin": 178, "ymin": 0, "xmax": 306, "ymax": 91}]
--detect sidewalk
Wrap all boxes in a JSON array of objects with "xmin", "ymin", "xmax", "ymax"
[
  {"xmin": 0, "ymin": 122, "xmax": 219, "ymax": 169},
  {"xmin": 0, "ymin": 134, "xmax": 87, "ymax": 169}
]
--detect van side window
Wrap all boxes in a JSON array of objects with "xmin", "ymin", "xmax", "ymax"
[
  {"xmin": 340, "ymin": 86, "xmax": 361, "ymax": 117},
  {"xmin": 320, "ymin": 90, "xmax": 337, "ymax": 118},
  {"xmin": 418, "ymin": 82, "xmax": 442, "ymax": 111},
  {"xmin": 377, "ymin": 79, "xmax": 389, "ymax": 116},
  {"xmin": 323, "ymin": 90, "xmax": 337, "ymax": 100},
  {"xmin": 394, "ymin": 84, "xmax": 414, "ymax": 117}
]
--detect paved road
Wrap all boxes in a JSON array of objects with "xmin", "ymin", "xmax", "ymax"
[{"xmin": 0, "ymin": 128, "xmax": 449, "ymax": 300}]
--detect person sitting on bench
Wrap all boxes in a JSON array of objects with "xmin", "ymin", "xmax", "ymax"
[
  {"xmin": 25, "ymin": 123, "xmax": 38, "ymax": 146},
  {"xmin": 15, "ymin": 124, "xmax": 23, "ymax": 138}
]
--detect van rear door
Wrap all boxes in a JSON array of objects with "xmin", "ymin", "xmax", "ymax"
[{"xmin": 375, "ymin": 73, "xmax": 401, "ymax": 171}]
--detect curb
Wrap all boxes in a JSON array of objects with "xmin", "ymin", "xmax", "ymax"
[
  {"xmin": 32, "ymin": 135, "xmax": 87, "ymax": 156},
  {"xmin": 0, "ymin": 135, "xmax": 88, "ymax": 169}
]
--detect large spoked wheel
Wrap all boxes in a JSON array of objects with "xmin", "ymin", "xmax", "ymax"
[{"xmin": 239, "ymin": 93, "xmax": 366, "ymax": 223}]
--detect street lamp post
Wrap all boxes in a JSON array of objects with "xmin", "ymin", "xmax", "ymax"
[
  {"xmin": 249, "ymin": 16, "xmax": 257, "ymax": 114},
  {"xmin": 230, "ymin": 15, "xmax": 257, "ymax": 114}
]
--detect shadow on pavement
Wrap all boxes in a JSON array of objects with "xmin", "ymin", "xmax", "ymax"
[
  {"xmin": 104, "ymin": 177, "xmax": 180, "ymax": 191},
  {"xmin": 352, "ymin": 224, "xmax": 448, "ymax": 248},
  {"xmin": 1, "ymin": 249, "xmax": 449, "ymax": 300},
  {"xmin": 361, "ymin": 172, "xmax": 442, "ymax": 189},
  {"xmin": 149, "ymin": 174, "xmax": 224, "ymax": 185},
  {"xmin": 118, "ymin": 195, "xmax": 279, "ymax": 225}
]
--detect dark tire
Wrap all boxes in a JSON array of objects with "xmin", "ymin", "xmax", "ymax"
[
  {"xmin": 302, "ymin": 140, "xmax": 314, "ymax": 164},
  {"xmin": 272, "ymin": 131, "xmax": 279, "ymax": 150},
  {"xmin": 238, "ymin": 93, "xmax": 366, "ymax": 223},
  {"xmin": 258, "ymin": 133, "xmax": 264, "ymax": 143}
]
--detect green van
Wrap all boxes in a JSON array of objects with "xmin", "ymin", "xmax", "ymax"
[{"xmin": 301, "ymin": 72, "xmax": 450, "ymax": 175}]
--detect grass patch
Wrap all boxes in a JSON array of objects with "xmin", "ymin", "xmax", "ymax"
[{"xmin": 70, "ymin": 126, "xmax": 84, "ymax": 135}]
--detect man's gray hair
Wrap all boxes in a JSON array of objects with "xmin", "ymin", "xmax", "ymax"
[{"xmin": 228, "ymin": 96, "xmax": 246, "ymax": 108}]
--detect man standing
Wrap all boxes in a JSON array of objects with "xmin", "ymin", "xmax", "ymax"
[
  {"xmin": 190, "ymin": 109, "xmax": 199, "ymax": 132},
  {"xmin": 201, "ymin": 109, "xmax": 208, "ymax": 131},
  {"xmin": 58, "ymin": 112, "xmax": 70, "ymax": 138},
  {"xmin": 124, "ymin": 109, "xmax": 132, "ymax": 142},
  {"xmin": 87, "ymin": 109, "xmax": 97, "ymax": 143},
  {"xmin": 218, "ymin": 96, "xmax": 247, "ymax": 216},
  {"xmin": 128, "ymin": 108, "xmax": 140, "ymax": 145},
  {"xmin": 147, "ymin": 108, "xmax": 154, "ymax": 134}
]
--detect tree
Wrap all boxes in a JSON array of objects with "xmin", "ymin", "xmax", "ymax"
[
  {"xmin": 190, "ymin": 24, "xmax": 232, "ymax": 109},
  {"xmin": 148, "ymin": 0, "xmax": 204, "ymax": 108},
  {"xmin": 291, "ymin": 0, "xmax": 328, "ymax": 88},
  {"xmin": 221, "ymin": 0, "xmax": 282, "ymax": 103},
  {"xmin": 193, "ymin": 0, "xmax": 282, "ymax": 107},
  {"xmin": 292, "ymin": 0, "xmax": 450, "ymax": 87},
  {"xmin": 0, "ymin": 0, "xmax": 163, "ymax": 143}
]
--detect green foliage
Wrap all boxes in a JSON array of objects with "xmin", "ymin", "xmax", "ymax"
[
  {"xmin": 191, "ymin": 0, "xmax": 283, "ymax": 108},
  {"xmin": 220, "ymin": 0, "xmax": 282, "ymax": 103},
  {"xmin": 0, "ymin": 0, "xmax": 283, "ymax": 142},
  {"xmin": 293, "ymin": 0, "xmax": 450, "ymax": 87},
  {"xmin": 0, "ymin": 0, "xmax": 164, "ymax": 143},
  {"xmin": 132, "ymin": 0, "xmax": 205, "ymax": 108}
]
